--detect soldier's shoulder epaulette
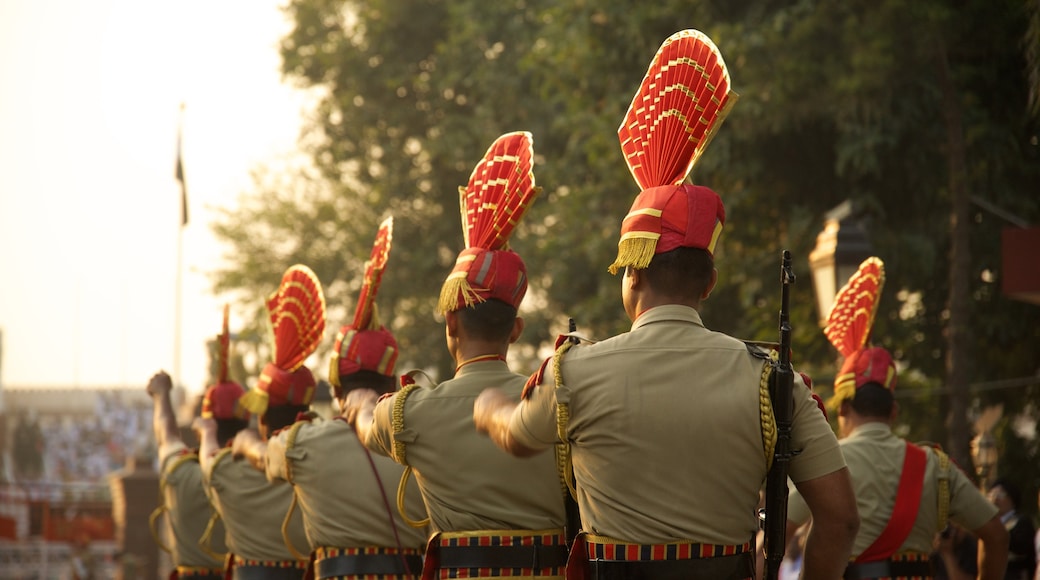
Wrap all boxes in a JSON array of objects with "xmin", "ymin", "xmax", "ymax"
[
  {"xmin": 743, "ymin": 340, "xmax": 778, "ymax": 360},
  {"xmin": 521, "ymin": 356, "xmax": 553, "ymax": 400}
]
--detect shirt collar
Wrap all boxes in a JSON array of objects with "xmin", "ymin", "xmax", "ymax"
[{"xmin": 630, "ymin": 304, "xmax": 705, "ymax": 332}]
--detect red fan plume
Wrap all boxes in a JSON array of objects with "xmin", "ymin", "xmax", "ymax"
[
  {"xmin": 618, "ymin": 29, "xmax": 738, "ymax": 190},
  {"xmin": 353, "ymin": 217, "xmax": 394, "ymax": 331},
  {"xmin": 824, "ymin": 257, "xmax": 885, "ymax": 358},
  {"xmin": 266, "ymin": 264, "xmax": 326, "ymax": 371},
  {"xmin": 218, "ymin": 304, "xmax": 230, "ymax": 384},
  {"xmin": 460, "ymin": 131, "xmax": 539, "ymax": 251}
]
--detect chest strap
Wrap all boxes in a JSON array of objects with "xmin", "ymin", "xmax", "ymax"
[{"xmin": 855, "ymin": 443, "xmax": 927, "ymax": 562}]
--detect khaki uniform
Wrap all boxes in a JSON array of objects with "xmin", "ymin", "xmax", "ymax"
[
  {"xmin": 158, "ymin": 442, "xmax": 226, "ymax": 576},
  {"xmin": 363, "ymin": 360, "xmax": 568, "ymax": 577},
  {"xmin": 364, "ymin": 361, "xmax": 565, "ymax": 532},
  {"xmin": 511, "ymin": 305, "xmax": 846, "ymax": 546},
  {"xmin": 202, "ymin": 448, "xmax": 310, "ymax": 577},
  {"xmin": 266, "ymin": 417, "xmax": 427, "ymax": 577},
  {"xmin": 788, "ymin": 422, "xmax": 998, "ymax": 556}
]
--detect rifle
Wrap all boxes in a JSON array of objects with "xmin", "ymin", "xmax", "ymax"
[{"xmin": 762, "ymin": 250, "xmax": 797, "ymax": 580}]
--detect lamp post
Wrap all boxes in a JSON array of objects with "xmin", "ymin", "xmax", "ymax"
[
  {"xmin": 808, "ymin": 200, "xmax": 873, "ymax": 325},
  {"xmin": 970, "ymin": 431, "xmax": 998, "ymax": 492}
]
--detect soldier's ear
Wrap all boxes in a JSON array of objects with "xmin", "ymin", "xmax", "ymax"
[
  {"xmin": 701, "ymin": 268, "xmax": 719, "ymax": 300},
  {"xmin": 508, "ymin": 316, "xmax": 525, "ymax": 344},
  {"xmin": 445, "ymin": 310, "xmax": 461, "ymax": 338}
]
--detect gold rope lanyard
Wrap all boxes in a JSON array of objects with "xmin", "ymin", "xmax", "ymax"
[
  {"xmin": 551, "ymin": 339, "xmax": 579, "ymax": 502},
  {"xmin": 932, "ymin": 447, "xmax": 951, "ymax": 527},
  {"xmin": 393, "ymin": 370, "xmax": 434, "ymax": 529},
  {"xmin": 199, "ymin": 449, "xmax": 235, "ymax": 562},
  {"xmin": 148, "ymin": 452, "xmax": 199, "ymax": 555},
  {"xmin": 279, "ymin": 421, "xmax": 311, "ymax": 562},
  {"xmin": 758, "ymin": 348, "xmax": 779, "ymax": 470}
]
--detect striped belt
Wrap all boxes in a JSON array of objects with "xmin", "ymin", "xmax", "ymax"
[
  {"xmin": 584, "ymin": 535, "xmax": 754, "ymax": 580},
  {"xmin": 435, "ymin": 529, "xmax": 567, "ymax": 577},
  {"xmin": 232, "ymin": 556, "xmax": 308, "ymax": 580},
  {"xmin": 175, "ymin": 566, "xmax": 224, "ymax": 579},
  {"xmin": 314, "ymin": 546, "xmax": 422, "ymax": 579},
  {"xmin": 844, "ymin": 552, "xmax": 933, "ymax": 580}
]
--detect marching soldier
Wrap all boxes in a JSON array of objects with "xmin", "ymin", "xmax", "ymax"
[
  {"xmin": 346, "ymin": 132, "xmax": 569, "ymax": 579},
  {"xmin": 197, "ymin": 265, "xmax": 325, "ymax": 579},
  {"xmin": 147, "ymin": 308, "xmax": 249, "ymax": 580},
  {"xmin": 243, "ymin": 218, "xmax": 428, "ymax": 579},
  {"xmin": 785, "ymin": 257, "xmax": 1008, "ymax": 579},
  {"xmin": 473, "ymin": 30, "xmax": 858, "ymax": 580}
]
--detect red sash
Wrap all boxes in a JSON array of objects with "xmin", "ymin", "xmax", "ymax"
[{"xmin": 855, "ymin": 443, "xmax": 927, "ymax": 562}]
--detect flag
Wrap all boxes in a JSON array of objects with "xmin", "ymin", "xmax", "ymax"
[{"xmin": 175, "ymin": 127, "xmax": 188, "ymax": 227}]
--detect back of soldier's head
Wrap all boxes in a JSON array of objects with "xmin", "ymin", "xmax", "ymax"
[
  {"xmin": 849, "ymin": 383, "xmax": 895, "ymax": 419},
  {"xmin": 263, "ymin": 404, "xmax": 309, "ymax": 433},
  {"xmin": 641, "ymin": 247, "xmax": 715, "ymax": 301},
  {"xmin": 339, "ymin": 370, "xmax": 397, "ymax": 398},
  {"xmin": 457, "ymin": 299, "xmax": 518, "ymax": 343}
]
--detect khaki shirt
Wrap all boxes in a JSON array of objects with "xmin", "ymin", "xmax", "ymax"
[
  {"xmin": 362, "ymin": 360, "xmax": 566, "ymax": 533},
  {"xmin": 266, "ymin": 417, "xmax": 428, "ymax": 550},
  {"xmin": 511, "ymin": 305, "xmax": 845, "ymax": 546},
  {"xmin": 159, "ymin": 442, "xmax": 226, "ymax": 568},
  {"xmin": 788, "ymin": 422, "xmax": 998, "ymax": 555},
  {"xmin": 202, "ymin": 448, "xmax": 310, "ymax": 562}
]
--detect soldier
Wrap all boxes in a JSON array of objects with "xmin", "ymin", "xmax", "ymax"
[
  {"xmin": 240, "ymin": 218, "xmax": 428, "ymax": 579},
  {"xmin": 147, "ymin": 308, "xmax": 248, "ymax": 580},
  {"xmin": 197, "ymin": 265, "xmax": 325, "ymax": 580},
  {"xmin": 473, "ymin": 30, "xmax": 858, "ymax": 580},
  {"xmin": 786, "ymin": 257, "xmax": 1008, "ymax": 579},
  {"xmin": 346, "ymin": 132, "xmax": 569, "ymax": 579}
]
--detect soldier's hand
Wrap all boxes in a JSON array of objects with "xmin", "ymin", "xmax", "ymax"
[
  {"xmin": 342, "ymin": 388, "xmax": 378, "ymax": 426},
  {"xmin": 192, "ymin": 417, "xmax": 216, "ymax": 436},
  {"xmin": 473, "ymin": 388, "xmax": 513, "ymax": 436},
  {"xmin": 146, "ymin": 371, "xmax": 173, "ymax": 398}
]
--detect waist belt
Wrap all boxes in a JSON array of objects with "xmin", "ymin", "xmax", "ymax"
[
  {"xmin": 175, "ymin": 567, "xmax": 224, "ymax": 580},
  {"xmin": 232, "ymin": 565, "xmax": 306, "ymax": 580},
  {"xmin": 589, "ymin": 553, "xmax": 754, "ymax": 580},
  {"xmin": 316, "ymin": 553, "xmax": 422, "ymax": 578},
  {"xmin": 844, "ymin": 559, "xmax": 933, "ymax": 579},
  {"xmin": 439, "ymin": 543, "xmax": 569, "ymax": 569}
]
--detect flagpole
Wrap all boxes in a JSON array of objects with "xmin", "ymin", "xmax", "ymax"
[{"xmin": 175, "ymin": 103, "xmax": 187, "ymax": 390}]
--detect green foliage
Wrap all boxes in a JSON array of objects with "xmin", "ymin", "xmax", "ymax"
[{"xmin": 211, "ymin": 0, "xmax": 1040, "ymax": 488}]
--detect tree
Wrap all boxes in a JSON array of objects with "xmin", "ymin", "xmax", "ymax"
[{"xmin": 212, "ymin": 0, "xmax": 1040, "ymax": 495}]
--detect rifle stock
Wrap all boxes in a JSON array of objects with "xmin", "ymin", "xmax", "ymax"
[{"xmin": 763, "ymin": 250, "xmax": 796, "ymax": 580}]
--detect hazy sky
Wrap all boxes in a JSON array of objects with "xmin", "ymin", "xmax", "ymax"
[{"xmin": 0, "ymin": 0, "xmax": 311, "ymax": 394}]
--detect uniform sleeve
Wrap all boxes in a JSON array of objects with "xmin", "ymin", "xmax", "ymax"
[
  {"xmin": 159, "ymin": 440, "xmax": 188, "ymax": 474},
  {"xmin": 363, "ymin": 395, "xmax": 397, "ymax": 459},
  {"xmin": 265, "ymin": 428, "xmax": 291, "ymax": 482},
  {"xmin": 946, "ymin": 460, "xmax": 999, "ymax": 532},
  {"xmin": 786, "ymin": 372, "xmax": 846, "ymax": 483},
  {"xmin": 508, "ymin": 378, "xmax": 561, "ymax": 451}
]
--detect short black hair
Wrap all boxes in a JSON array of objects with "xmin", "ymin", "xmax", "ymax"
[
  {"xmin": 338, "ymin": 370, "xmax": 397, "ymax": 397},
  {"xmin": 215, "ymin": 419, "xmax": 249, "ymax": 447},
  {"xmin": 850, "ymin": 383, "xmax": 895, "ymax": 418},
  {"xmin": 641, "ymin": 247, "xmax": 715, "ymax": 300},
  {"xmin": 264, "ymin": 404, "xmax": 310, "ymax": 432},
  {"xmin": 457, "ymin": 299, "xmax": 517, "ymax": 342}
]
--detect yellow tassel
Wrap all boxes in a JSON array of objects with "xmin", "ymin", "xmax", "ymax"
[
  {"xmin": 607, "ymin": 236, "xmax": 659, "ymax": 275},
  {"xmin": 827, "ymin": 378, "xmax": 856, "ymax": 413},
  {"xmin": 238, "ymin": 388, "xmax": 269, "ymax": 415},
  {"xmin": 437, "ymin": 276, "xmax": 484, "ymax": 314}
]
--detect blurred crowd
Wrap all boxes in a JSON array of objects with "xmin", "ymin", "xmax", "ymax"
[{"xmin": 7, "ymin": 392, "xmax": 153, "ymax": 484}]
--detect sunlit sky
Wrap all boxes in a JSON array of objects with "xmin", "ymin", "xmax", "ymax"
[{"xmin": 0, "ymin": 0, "xmax": 311, "ymax": 395}]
